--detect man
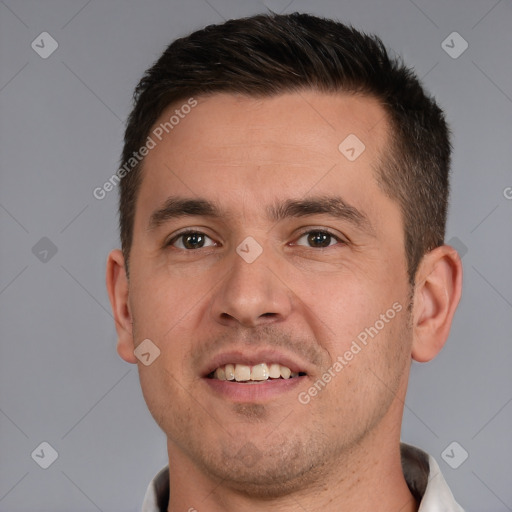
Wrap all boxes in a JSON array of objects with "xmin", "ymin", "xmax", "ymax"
[{"xmin": 106, "ymin": 12, "xmax": 464, "ymax": 512}]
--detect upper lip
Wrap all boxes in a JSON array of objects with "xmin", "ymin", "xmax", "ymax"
[{"xmin": 201, "ymin": 349, "xmax": 312, "ymax": 377}]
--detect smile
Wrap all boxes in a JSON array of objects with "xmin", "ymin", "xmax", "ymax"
[{"xmin": 207, "ymin": 363, "xmax": 307, "ymax": 382}]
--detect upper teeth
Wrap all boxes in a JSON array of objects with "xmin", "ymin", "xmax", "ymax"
[{"xmin": 213, "ymin": 363, "xmax": 300, "ymax": 382}]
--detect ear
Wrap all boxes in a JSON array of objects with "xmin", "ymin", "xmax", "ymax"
[
  {"xmin": 106, "ymin": 249, "xmax": 137, "ymax": 363},
  {"xmin": 411, "ymin": 244, "xmax": 463, "ymax": 362}
]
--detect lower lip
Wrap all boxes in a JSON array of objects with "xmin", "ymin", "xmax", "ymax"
[{"xmin": 203, "ymin": 376, "xmax": 306, "ymax": 402}]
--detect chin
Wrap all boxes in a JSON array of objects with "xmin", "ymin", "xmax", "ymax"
[{"xmin": 197, "ymin": 434, "xmax": 331, "ymax": 499}]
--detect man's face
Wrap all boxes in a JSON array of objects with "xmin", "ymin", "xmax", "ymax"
[{"xmin": 125, "ymin": 91, "xmax": 413, "ymax": 494}]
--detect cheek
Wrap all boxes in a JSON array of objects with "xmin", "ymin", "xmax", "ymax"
[
  {"xmin": 130, "ymin": 269, "xmax": 203, "ymax": 336},
  {"xmin": 291, "ymin": 270, "xmax": 392, "ymax": 347},
  {"xmin": 137, "ymin": 362, "xmax": 197, "ymax": 436},
  {"xmin": 294, "ymin": 268, "xmax": 411, "ymax": 414},
  {"xmin": 311, "ymin": 307, "xmax": 411, "ymax": 433},
  {"xmin": 129, "ymin": 274, "xmax": 199, "ymax": 404}
]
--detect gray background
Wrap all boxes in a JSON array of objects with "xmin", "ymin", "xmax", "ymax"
[{"xmin": 0, "ymin": 0, "xmax": 511, "ymax": 510}]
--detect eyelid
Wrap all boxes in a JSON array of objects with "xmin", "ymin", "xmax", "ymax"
[
  {"xmin": 164, "ymin": 227, "xmax": 347, "ymax": 250},
  {"xmin": 292, "ymin": 227, "xmax": 347, "ymax": 246},
  {"xmin": 165, "ymin": 228, "xmax": 218, "ymax": 249}
]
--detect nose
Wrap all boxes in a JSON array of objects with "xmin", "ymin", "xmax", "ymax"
[{"xmin": 209, "ymin": 242, "xmax": 293, "ymax": 328}]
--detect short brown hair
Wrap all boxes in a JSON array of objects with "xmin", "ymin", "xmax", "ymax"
[{"xmin": 119, "ymin": 12, "xmax": 451, "ymax": 284}]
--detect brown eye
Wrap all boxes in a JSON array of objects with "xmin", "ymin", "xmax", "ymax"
[
  {"xmin": 168, "ymin": 231, "xmax": 216, "ymax": 250},
  {"xmin": 295, "ymin": 230, "xmax": 342, "ymax": 248}
]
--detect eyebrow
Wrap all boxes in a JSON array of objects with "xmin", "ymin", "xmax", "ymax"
[
  {"xmin": 267, "ymin": 196, "xmax": 373, "ymax": 234},
  {"xmin": 148, "ymin": 197, "xmax": 222, "ymax": 231},
  {"xmin": 148, "ymin": 195, "xmax": 374, "ymax": 235}
]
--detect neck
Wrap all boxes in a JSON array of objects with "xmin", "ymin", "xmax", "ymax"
[{"xmin": 166, "ymin": 431, "xmax": 418, "ymax": 512}]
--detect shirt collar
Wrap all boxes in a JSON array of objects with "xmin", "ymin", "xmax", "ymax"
[{"xmin": 142, "ymin": 442, "xmax": 464, "ymax": 511}]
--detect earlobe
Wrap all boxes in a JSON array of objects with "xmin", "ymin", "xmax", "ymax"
[
  {"xmin": 411, "ymin": 245, "xmax": 463, "ymax": 363},
  {"xmin": 105, "ymin": 249, "xmax": 137, "ymax": 364}
]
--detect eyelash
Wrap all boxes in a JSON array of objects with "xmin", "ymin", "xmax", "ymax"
[
  {"xmin": 165, "ymin": 228, "xmax": 345, "ymax": 250},
  {"xmin": 166, "ymin": 230, "xmax": 217, "ymax": 250},
  {"xmin": 293, "ymin": 229, "xmax": 345, "ymax": 248}
]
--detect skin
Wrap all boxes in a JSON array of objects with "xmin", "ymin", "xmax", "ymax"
[{"xmin": 106, "ymin": 91, "xmax": 462, "ymax": 512}]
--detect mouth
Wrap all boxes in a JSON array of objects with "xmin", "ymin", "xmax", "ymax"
[
  {"xmin": 201, "ymin": 350, "xmax": 310, "ymax": 401},
  {"xmin": 206, "ymin": 363, "xmax": 307, "ymax": 383}
]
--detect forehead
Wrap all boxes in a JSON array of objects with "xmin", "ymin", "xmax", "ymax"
[
  {"xmin": 153, "ymin": 91, "xmax": 386, "ymax": 160},
  {"xmin": 135, "ymin": 91, "xmax": 391, "ymax": 225}
]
